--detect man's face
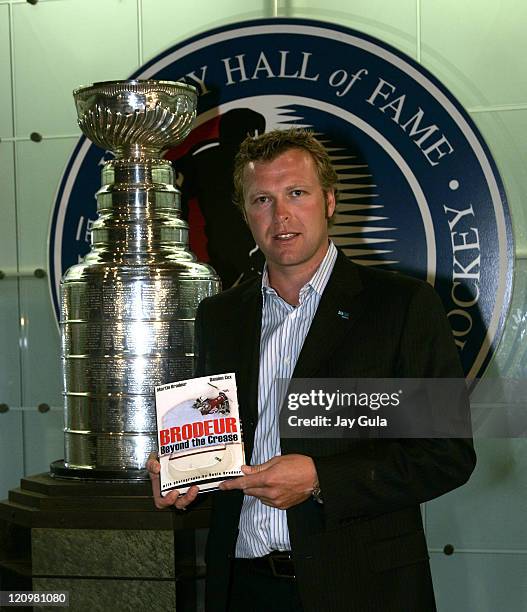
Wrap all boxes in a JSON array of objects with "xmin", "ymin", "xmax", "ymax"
[{"xmin": 242, "ymin": 148, "xmax": 335, "ymax": 276}]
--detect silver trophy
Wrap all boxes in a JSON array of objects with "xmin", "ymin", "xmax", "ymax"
[{"xmin": 51, "ymin": 80, "xmax": 220, "ymax": 480}]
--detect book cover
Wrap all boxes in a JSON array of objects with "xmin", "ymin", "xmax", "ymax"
[{"xmin": 155, "ymin": 372, "xmax": 245, "ymax": 495}]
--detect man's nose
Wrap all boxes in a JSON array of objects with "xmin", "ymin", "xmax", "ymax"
[{"xmin": 273, "ymin": 196, "xmax": 290, "ymax": 221}]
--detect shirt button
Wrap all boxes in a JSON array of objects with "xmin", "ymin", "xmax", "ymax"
[{"xmin": 284, "ymin": 356, "xmax": 291, "ymax": 364}]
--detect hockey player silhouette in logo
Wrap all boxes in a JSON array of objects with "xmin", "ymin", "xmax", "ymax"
[{"xmin": 173, "ymin": 108, "xmax": 267, "ymax": 288}]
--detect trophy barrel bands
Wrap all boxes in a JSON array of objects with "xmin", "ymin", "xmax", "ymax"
[
  {"xmin": 61, "ymin": 273, "xmax": 216, "ymax": 322},
  {"xmin": 64, "ymin": 431, "xmax": 156, "ymax": 472},
  {"xmin": 62, "ymin": 318, "xmax": 196, "ymax": 356},
  {"xmin": 65, "ymin": 395, "xmax": 157, "ymax": 432},
  {"xmin": 60, "ymin": 271, "xmax": 220, "ymax": 474},
  {"xmin": 63, "ymin": 356, "xmax": 194, "ymax": 396}
]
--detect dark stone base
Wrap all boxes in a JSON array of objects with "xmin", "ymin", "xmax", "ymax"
[{"xmin": 0, "ymin": 473, "xmax": 211, "ymax": 611}]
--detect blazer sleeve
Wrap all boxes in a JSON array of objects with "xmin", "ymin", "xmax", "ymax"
[{"xmin": 312, "ymin": 282, "xmax": 477, "ymax": 525}]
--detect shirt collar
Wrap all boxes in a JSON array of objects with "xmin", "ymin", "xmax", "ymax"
[{"xmin": 261, "ymin": 241, "xmax": 338, "ymax": 300}]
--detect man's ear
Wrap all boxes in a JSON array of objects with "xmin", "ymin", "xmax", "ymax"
[{"xmin": 325, "ymin": 189, "xmax": 336, "ymax": 219}]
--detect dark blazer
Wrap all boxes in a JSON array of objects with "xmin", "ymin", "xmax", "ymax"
[{"xmin": 194, "ymin": 251, "xmax": 476, "ymax": 612}]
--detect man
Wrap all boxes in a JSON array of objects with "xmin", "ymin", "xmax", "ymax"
[{"xmin": 148, "ymin": 129, "xmax": 476, "ymax": 612}]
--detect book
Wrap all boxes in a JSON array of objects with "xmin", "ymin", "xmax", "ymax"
[{"xmin": 155, "ymin": 372, "xmax": 245, "ymax": 495}]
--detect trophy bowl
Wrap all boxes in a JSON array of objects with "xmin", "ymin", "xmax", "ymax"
[{"xmin": 73, "ymin": 79, "xmax": 198, "ymax": 158}]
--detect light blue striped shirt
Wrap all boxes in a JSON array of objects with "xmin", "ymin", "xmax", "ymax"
[{"xmin": 235, "ymin": 241, "xmax": 338, "ymax": 558}]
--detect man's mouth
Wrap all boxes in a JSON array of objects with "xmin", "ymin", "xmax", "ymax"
[{"xmin": 274, "ymin": 232, "xmax": 299, "ymax": 240}]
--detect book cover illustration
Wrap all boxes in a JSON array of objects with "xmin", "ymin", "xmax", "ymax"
[{"xmin": 155, "ymin": 373, "xmax": 245, "ymax": 495}]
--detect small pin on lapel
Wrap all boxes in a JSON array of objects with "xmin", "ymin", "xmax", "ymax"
[{"xmin": 337, "ymin": 310, "xmax": 350, "ymax": 320}]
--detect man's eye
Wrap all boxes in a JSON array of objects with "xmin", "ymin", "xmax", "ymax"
[
  {"xmin": 254, "ymin": 196, "xmax": 270, "ymax": 204},
  {"xmin": 290, "ymin": 189, "xmax": 304, "ymax": 197}
]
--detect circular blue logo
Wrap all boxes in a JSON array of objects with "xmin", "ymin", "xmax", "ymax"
[{"xmin": 49, "ymin": 18, "xmax": 513, "ymax": 380}]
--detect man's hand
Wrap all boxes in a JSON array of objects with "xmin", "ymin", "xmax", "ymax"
[
  {"xmin": 219, "ymin": 454, "xmax": 318, "ymax": 510},
  {"xmin": 146, "ymin": 451, "xmax": 199, "ymax": 511}
]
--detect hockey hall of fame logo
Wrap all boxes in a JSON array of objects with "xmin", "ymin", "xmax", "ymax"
[{"xmin": 49, "ymin": 18, "xmax": 513, "ymax": 381}]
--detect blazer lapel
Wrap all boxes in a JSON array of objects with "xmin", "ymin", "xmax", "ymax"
[
  {"xmin": 292, "ymin": 253, "xmax": 366, "ymax": 380},
  {"xmin": 235, "ymin": 281, "xmax": 262, "ymax": 457}
]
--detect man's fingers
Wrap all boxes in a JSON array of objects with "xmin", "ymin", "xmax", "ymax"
[
  {"xmin": 220, "ymin": 459, "xmax": 277, "ymax": 487},
  {"xmin": 242, "ymin": 488, "xmax": 286, "ymax": 509},
  {"xmin": 153, "ymin": 489, "xmax": 179, "ymax": 509},
  {"xmin": 241, "ymin": 458, "xmax": 276, "ymax": 475},
  {"xmin": 222, "ymin": 456, "xmax": 288, "ymax": 489},
  {"xmin": 219, "ymin": 472, "xmax": 268, "ymax": 491},
  {"xmin": 146, "ymin": 453, "xmax": 199, "ymax": 511},
  {"xmin": 154, "ymin": 487, "xmax": 197, "ymax": 510},
  {"xmin": 174, "ymin": 486, "xmax": 199, "ymax": 510},
  {"xmin": 163, "ymin": 490, "xmax": 179, "ymax": 503},
  {"xmin": 146, "ymin": 451, "xmax": 160, "ymax": 476},
  {"xmin": 147, "ymin": 451, "xmax": 173, "ymax": 509},
  {"xmin": 241, "ymin": 464, "xmax": 262, "ymax": 475},
  {"xmin": 218, "ymin": 477, "xmax": 243, "ymax": 491},
  {"xmin": 219, "ymin": 474, "xmax": 256, "ymax": 491}
]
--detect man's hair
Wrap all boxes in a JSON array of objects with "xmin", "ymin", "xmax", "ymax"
[{"xmin": 232, "ymin": 128, "xmax": 338, "ymax": 217}]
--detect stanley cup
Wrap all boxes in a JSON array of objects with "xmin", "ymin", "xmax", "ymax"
[{"xmin": 52, "ymin": 80, "xmax": 220, "ymax": 479}]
